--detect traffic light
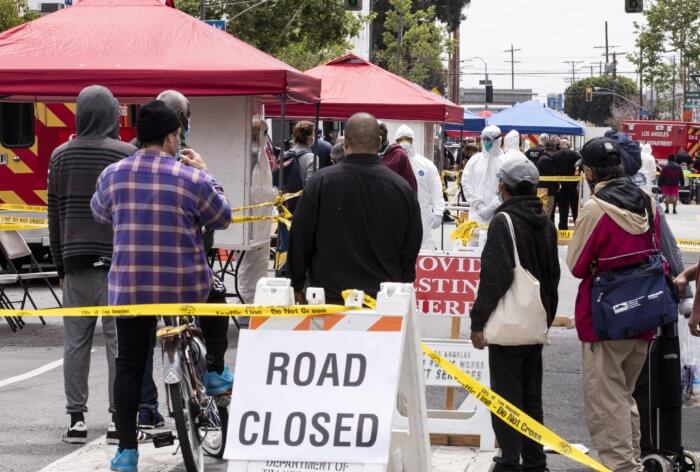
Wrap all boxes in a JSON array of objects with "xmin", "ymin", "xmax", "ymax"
[
  {"xmin": 485, "ymin": 85, "xmax": 493, "ymax": 104},
  {"xmin": 585, "ymin": 87, "xmax": 593, "ymax": 102},
  {"xmin": 344, "ymin": 0, "xmax": 362, "ymax": 11},
  {"xmin": 625, "ymin": 0, "xmax": 643, "ymax": 13}
]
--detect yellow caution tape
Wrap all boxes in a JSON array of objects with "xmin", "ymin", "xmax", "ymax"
[
  {"xmin": 421, "ymin": 344, "xmax": 612, "ymax": 472},
  {"xmin": 450, "ymin": 219, "xmax": 479, "ymax": 242},
  {"xmin": 539, "ymin": 175, "xmax": 583, "ymax": 182},
  {"xmin": 557, "ymin": 230, "xmax": 574, "ymax": 241},
  {"xmin": 341, "ymin": 291, "xmax": 610, "ymax": 472},
  {"xmin": 0, "ymin": 223, "xmax": 47, "ymax": 231},
  {"xmin": 677, "ymin": 239, "xmax": 700, "ymax": 252},
  {"xmin": 232, "ymin": 191, "xmax": 303, "ymax": 213},
  {"xmin": 1, "ymin": 303, "xmax": 352, "ymax": 318},
  {"xmin": 340, "ymin": 289, "xmax": 377, "ymax": 310},
  {"xmin": 0, "ymin": 215, "xmax": 49, "ymax": 226},
  {"xmin": 0, "ymin": 203, "xmax": 48, "ymax": 212}
]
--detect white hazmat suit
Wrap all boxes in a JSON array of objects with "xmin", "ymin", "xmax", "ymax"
[
  {"xmin": 503, "ymin": 129, "xmax": 527, "ymax": 160},
  {"xmin": 395, "ymin": 124, "xmax": 445, "ymax": 250},
  {"xmin": 461, "ymin": 125, "xmax": 506, "ymax": 225},
  {"xmin": 640, "ymin": 143, "xmax": 657, "ymax": 194}
]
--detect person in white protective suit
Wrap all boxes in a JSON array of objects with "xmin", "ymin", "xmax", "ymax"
[
  {"xmin": 640, "ymin": 143, "xmax": 657, "ymax": 194},
  {"xmin": 503, "ymin": 129, "xmax": 527, "ymax": 160},
  {"xmin": 394, "ymin": 124, "xmax": 445, "ymax": 250},
  {"xmin": 461, "ymin": 125, "xmax": 506, "ymax": 225},
  {"xmin": 237, "ymin": 119, "xmax": 277, "ymax": 304}
]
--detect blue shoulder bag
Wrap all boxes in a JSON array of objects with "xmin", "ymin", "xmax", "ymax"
[{"xmin": 590, "ymin": 198, "xmax": 679, "ymax": 340}]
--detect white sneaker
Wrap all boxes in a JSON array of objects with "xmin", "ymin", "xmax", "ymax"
[
  {"xmin": 61, "ymin": 420, "xmax": 87, "ymax": 444},
  {"xmin": 106, "ymin": 422, "xmax": 118, "ymax": 445}
]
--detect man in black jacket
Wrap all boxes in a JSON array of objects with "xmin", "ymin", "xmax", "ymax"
[
  {"xmin": 537, "ymin": 139, "xmax": 559, "ymax": 220},
  {"xmin": 288, "ymin": 113, "xmax": 422, "ymax": 303},
  {"xmin": 470, "ymin": 157, "xmax": 560, "ymax": 472},
  {"xmin": 554, "ymin": 139, "xmax": 581, "ymax": 230}
]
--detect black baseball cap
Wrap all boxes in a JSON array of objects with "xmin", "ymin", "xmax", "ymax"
[{"xmin": 581, "ymin": 137, "xmax": 622, "ymax": 167}]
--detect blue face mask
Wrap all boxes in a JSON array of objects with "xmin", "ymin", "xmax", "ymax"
[
  {"xmin": 483, "ymin": 140, "xmax": 494, "ymax": 152},
  {"xmin": 183, "ymin": 117, "xmax": 191, "ymax": 138}
]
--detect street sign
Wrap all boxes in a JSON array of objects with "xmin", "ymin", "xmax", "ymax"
[
  {"xmin": 478, "ymin": 80, "xmax": 492, "ymax": 86},
  {"xmin": 204, "ymin": 19, "xmax": 227, "ymax": 30},
  {"xmin": 686, "ymin": 91, "xmax": 700, "ymax": 100}
]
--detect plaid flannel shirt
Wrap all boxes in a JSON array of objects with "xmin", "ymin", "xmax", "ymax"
[{"xmin": 91, "ymin": 150, "xmax": 231, "ymax": 306}]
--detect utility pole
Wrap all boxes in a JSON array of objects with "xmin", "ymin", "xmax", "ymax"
[
  {"xmin": 199, "ymin": 0, "xmax": 205, "ymax": 19},
  {"xmin": 594, "ymin": 21, "xmax": 619, "ymax": 75},
  {"xmin": 590, "ymin": 65, "xmax": 594, "ymax": 78},
  {"xmin": 612, "ymin": 52, "xmax": 618, "ymax": 108},
  {"xmin": 503, "ymin": 44, "xmax": 522, "ymax": 90},
  {"xmin": 564, "ymin": 60, "xmax": 583, "ymax": 83},
  {"xmin": 450, "ymin": 25, "xmax": 461, "ymax": 104}
]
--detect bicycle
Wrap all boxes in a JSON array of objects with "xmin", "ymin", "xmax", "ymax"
[{"xmin": 157, "ymin": 317, "xmax": 229, "ymax": 472}]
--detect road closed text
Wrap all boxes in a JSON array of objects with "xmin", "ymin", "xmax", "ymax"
[{"xmin": 237, "ymin": 352, "xmax": 378, "ymax": 448}]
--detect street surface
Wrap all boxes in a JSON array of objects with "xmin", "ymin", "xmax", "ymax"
[{"xmin": 1, "ymin": 204, "xmax": 699, "ymax": 472}]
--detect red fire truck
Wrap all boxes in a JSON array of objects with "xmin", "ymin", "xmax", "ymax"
[
  {"xmin": 622, "ymin": 120, "xmax": 700, "ymax": 163},
  {"xmin": 0, "ymin": 102, "xmax": 136, "ymax": 207}
]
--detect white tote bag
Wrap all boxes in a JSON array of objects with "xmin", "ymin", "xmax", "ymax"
[{"xmin": 483, "ymin": 213, "xmax": 549, "ymax": 346}]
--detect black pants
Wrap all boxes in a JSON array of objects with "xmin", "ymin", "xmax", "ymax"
[
  {"xmin": 114, "ymin": 300, "xmax": 230, "ymax": 449},
  {"xmin": 488, "ymin": 345, "xmax": 547, "ymax": 472},
  {"xmin": 557, "ymin": 184, "xmax": 579, "ymax": 230}
]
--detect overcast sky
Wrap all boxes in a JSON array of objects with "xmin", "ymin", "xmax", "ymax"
[{"xmin": 459, "ymin": 0, "xmax": 644, "ymax": 100}]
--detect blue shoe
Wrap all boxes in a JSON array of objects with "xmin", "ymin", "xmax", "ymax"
[
  {"xmin": 110, "ymin": 448, "xmax": 138, "ymax": 472},
  {"xmin": 204, "ymin": 366, "xmax": 233, "ymax": 396}
]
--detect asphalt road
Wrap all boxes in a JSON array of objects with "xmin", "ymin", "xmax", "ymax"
[{"xmin": 0, "ymin": 205, "xmax": 698, "ymax": 472}]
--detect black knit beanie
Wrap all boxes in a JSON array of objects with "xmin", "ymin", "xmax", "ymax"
[{"xmin": 137, "ymin": 100, "xmax": 180, "ymax": 143}]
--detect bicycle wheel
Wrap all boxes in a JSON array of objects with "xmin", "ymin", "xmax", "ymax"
[
  {"xmin": 200, "ymin": 401, "xmax": 228, "ymax": 459},
  {"xmin": 169, "ymin": 373, "xmax": 204, "ymax": 472}
]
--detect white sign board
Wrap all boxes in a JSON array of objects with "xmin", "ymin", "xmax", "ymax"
[
  {"xmin": 422, "ymin": 340, "xmax": 488, "ymax": 387},
  {"xmin": 225, "ymin": 329, "xmax": 403, "ymax": 464}
]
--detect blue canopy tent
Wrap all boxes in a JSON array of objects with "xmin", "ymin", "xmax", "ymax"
[
  {"xmin": 487, "ymin": 100, "xmax": 584, "ymax": 135},
  {"xmin": 444, "ymin": 108, "xmax": 487, "ymax": 136}
]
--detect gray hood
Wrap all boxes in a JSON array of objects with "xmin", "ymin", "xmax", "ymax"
[{"xmin": 75, "ymin": 85, "xmax": 120, "ymax": 139}]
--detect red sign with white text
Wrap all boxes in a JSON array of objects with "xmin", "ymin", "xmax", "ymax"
[{"xmin": 414, "ymin": 254, "xmax": 481, "ymax": 316}]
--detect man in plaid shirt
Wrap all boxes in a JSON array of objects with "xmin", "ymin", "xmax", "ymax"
[{"xmin": 91, "ymin": 100, "xmax": 231, "ymax": 472}]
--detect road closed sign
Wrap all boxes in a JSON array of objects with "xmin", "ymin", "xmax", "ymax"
[
  {"xmin": 225, "ymin": 329, "xmax": 403, "ymax": 467},
  {"xmin": 414, "ymin": 253, "xmax": 481, "ymax": 315}
]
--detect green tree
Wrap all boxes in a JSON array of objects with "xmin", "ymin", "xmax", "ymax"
[
  {"xmin": 564, "ymin": 76, "xmax": 638, "ymax": 126},
  {"xmin": 376, "ymin": 0, "xmax": 451, "ymax": 86},
  {"xmin": 0, "ymin": 0, "xmax": 38, "ymax": 32},
  {"xmin": 630, "ymin": 0, "xmax": 700, "ymax": 110},
  {"xmin": 176, "ymin": 0, "xmax": 362, "ymax": 71}
]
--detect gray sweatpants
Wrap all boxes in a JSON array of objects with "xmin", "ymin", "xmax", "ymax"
[{"xmin": 63, "ymin": 267, "xmax": 117, "ymax": 414}]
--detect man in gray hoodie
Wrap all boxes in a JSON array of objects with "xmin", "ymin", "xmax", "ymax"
[{"xmin": 48, "ymin": 85, "xmax": 136, "ymax": 445}]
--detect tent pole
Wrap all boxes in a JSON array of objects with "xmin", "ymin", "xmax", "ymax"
[
  {"xmin": 279, "ymin": 93, "xmax": 287, "ymax": 194},
  {"xmin": 313, "ymin": 102, "xmax": 320, "ymax": 173}
]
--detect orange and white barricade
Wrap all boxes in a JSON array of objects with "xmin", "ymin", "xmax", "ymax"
[{"xmin": 225, "ymin": 279, "xmax": 431, "ymax": 472}]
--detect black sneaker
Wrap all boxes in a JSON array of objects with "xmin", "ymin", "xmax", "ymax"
[
  {"xmin": 62, "ymin": 420, "xmax": 87, "ymax": 444},
  {"xmin": 137, "ymin": 408, "xmax": 165, "ymax": 429},
  {"xmin": 106, "ymin": 422, "xmax": 118, "ymax": 445}
]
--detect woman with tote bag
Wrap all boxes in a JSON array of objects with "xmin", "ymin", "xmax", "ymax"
[{"xmin": 470, "ymin": 158, "xmax": 561, "ymax": 472}]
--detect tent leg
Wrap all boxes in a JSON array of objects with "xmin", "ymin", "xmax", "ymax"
[
  {"xmin": 313, "ymin": 102, "xmax": 320, "ymax": 172},
  {"xmin": 276, "ymin": 94, "xmax": 287, "ymax": 278}
]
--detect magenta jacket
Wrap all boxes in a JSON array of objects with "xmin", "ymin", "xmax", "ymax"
[{"xmin": 566, "ymin": 179, "xmax": 660, "ymax": 343}]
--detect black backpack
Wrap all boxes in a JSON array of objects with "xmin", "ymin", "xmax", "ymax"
[{"xmin": 272, "ymin": 149, "xmax": 306, "ymax": 212}]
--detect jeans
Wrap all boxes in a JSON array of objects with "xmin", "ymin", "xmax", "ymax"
[{"xmin": 488, "ymin": 344, "xmax": 547, "ymax": 472}]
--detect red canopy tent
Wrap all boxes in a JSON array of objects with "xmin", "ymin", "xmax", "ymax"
[
  {"xmin": 0, "ymin": 0, "xmax": 320, "ymax": 103},
  {"xmin": 266, "ymin": 54, "xmax": 463, "ymax": 124}
]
